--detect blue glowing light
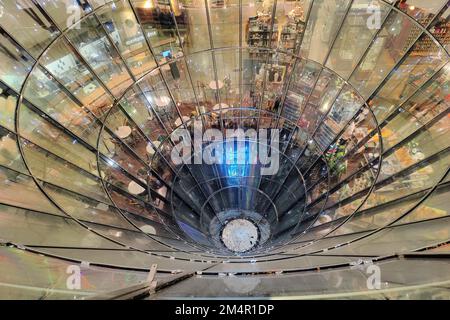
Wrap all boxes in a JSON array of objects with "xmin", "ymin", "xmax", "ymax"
[{"xmin": 221, "ymin": 140, "xmax": 251, "ymax": 185}]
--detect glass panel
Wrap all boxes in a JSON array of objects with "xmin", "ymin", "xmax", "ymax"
[
  {"xmin": 97, "ymin": 0, "xmax": 157, "ymax": 77},
  {"xmin": 400, "ymin": 66, "xmax": 449, "ymax": 125},
  {"xmin": 66, "ymin": 15, "xmax": 133, "ymax": 97},
  {"xmin": 332, "ymin": 197, "xmax": 419, "ymax": 235},
  {"xmin": 242, "ymin": 0, "xmax": 274, "ymax": 50},
  {"xmin": 380, "ymin": 116, "xmax": 450, "ymax": 179},
  {"xmin": 381, "ymin": 89, "xmax": 448, "ymax": 151},
  {"xmin": 332, "ymin": 120, "xmax": 450, "ymax": 234},
  {"xmin": 282, "ymin": 60, "xmax": 322, "ymax": 124},
  {"xmin": 184, "ymin": 52, "xmax": 216, "ymax": 109},
  {"xmin": 23, "ymin": 67, "xmax": 101, "ymax": 147},
  {"xmin": 119, "ymin": 86, "xmax": 167, "ymax": 140},
  {"xmin": 124, "ymin": 211, "xmax": 179, "ymax": 238},
  {"xmin": 328, "ymin": 217, "xmax": 450, "ymax": 256},
  {"xmin": 273, "ymin": 0, "xmax": 311, "ymax": 52},
  {"xmin": 102, "ymin": 105, "xmax": 151, "ymax": 160},
  {"xmin": 149, "ymin": 259, "xmax": 450, "ymax": 298},
  {"xmin": 18, "ymin": 103, "xmax": 98, "ymax": 174},
  {"xmin": 36, "ymin": 0, "xmax": 90, "ymax": 31},
  {"xmin": 41, "ymin": 37, "xmax": 114, "ymax": 118},
  {"xmin": 139, "ymin": 69, "xmax": 177, "ymax": 130},
  {"xmin": 369, "ymin": 41, "xmax": 448, "ymax": 124},
  {"xmin": 0, "ymin": 246, "xmax": 148, "ymax": 299},
  {"xmin": 209, "ymin": 0, "xmax": 239, "ymax": 48},
  {"xmin": 43, "ymin": 183, "xmax": 133, "ymax": 230},
  {"xmin": 429, "ymin": 6, "xmax": 450, "ymax": 52},
  {"xmin": 300, "ymin": 0, "xmax": 352, "ymax": 64},
  {"xmin": 261, "ymin": 52, "xmax": 294, "ymax": 111},
  {"xmin": 361, "ymin": 152, "xmax": 449, "ymax": 217},
  {"xmin": 163, "ymin": 58, "xmax": 197, "ymax": 117},
  {"xmin": 106, "ymin": 186, "xmax": 168, "ymax": 224},
  {"xmin": 315, "ymin": 85, "xmax": 363, "ymax": 151},
  {"xmin": 0, "ymin": 28, "xmax": 34, "ymax": 92},
  {"xmin": 215, "ymin": 49, "xmax": 240, "ymax": 107},
  {"xmin": 396, "ymin": 0, "xmax": 447, "ymax": 27},
  {"xmin": 326, "ymin": 0, "xmax": 391, "ymax": 79},
  {"xmin": 0, "ymin": 85, "xmax": 18, "ymax": 132},
  {"xmin": 83, "ymin": 222, "xmax": 175, "ymax": 252},
  {"xmin": 0, "ymin": 0, "xmax": 59, "ymax": 57},
  {"xmin": 206, "ymin": 255, "xmax": 353, "ymax": 273},
  {"xmin": 350, "ymin": 10, "xmax": 422, "ymax": 99},
  {"xmin": 297, "ymin": 69, "xmax": 345, "ymax": 137},
  {"xmin": 0, "ymin": 166, "xmax": 62, "ymax": 215},
  {"xmin": 398, "ymin": 182, "xmax": 450, "ymax": 224},
  {"xmin": 0, "ymin": 204, "xmax": 120, "ymax": 248},
  {"xmin": 21, "ymin": 141, "xmax": 111, "ymax": 204},
  {"xmin": 0, "ymin": 128, "xmax": 27, "ymax": 173},
  {"xmin": 241, "ymin": 50, "xmax": 269, "ymax": 110},
  {"xmin": 131, "ymin": 0, "xmax": 184, "ymax": 61},
  {"xmin": 175, "ymin": 0, "xmax": 210, "ymax": 54},
  {"xmin": 35, "ymin": 246, "xmax": 210, "ymax": 271}
]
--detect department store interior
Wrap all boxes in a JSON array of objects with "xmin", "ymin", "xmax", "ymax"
[{"xmin": 0, "ymin": 0, "xmax": 449, "ymax": 299}]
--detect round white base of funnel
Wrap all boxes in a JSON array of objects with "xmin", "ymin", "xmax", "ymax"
[{"xmin": 221, "ymin": 219, "xmax": 259, "ymax": 253}]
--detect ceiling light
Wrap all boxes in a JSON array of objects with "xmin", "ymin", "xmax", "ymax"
[{"xmin": 144, "ymin": 0, "xmax": 154, "ymax": 9}]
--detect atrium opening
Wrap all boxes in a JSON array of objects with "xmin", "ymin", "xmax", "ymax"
[{"xmin": 0, "ymin": 0, "xmax": 449, "ymax": 299}]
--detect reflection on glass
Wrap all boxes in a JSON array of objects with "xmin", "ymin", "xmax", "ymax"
[
  {"xmin": 0, "ymin": 0, "xmax": 59, "ymax": 57},
  {"xmin": 315, "ymin": 85, "xmax": 363, "ymax": 150},
  {"xmin": 396, "ymin": 0, "xmax": 447, "ymax": 27},
  {"xmin": 97, "ymin": 0, "xmax": 157, "ymax": 77},
  {"xmin": 300, "ymin": 0, "xmax": 352, "ymax": 64},
  {"xmin": 428, "ymin": 6, "xmax": 450, "ymax": 52},
  {"xmin": 41, "ymin": 37, "xmax": 114, "ymax": 118},
  {"xmin": 398, "ymin": 182, "xmax": 449, "ymax": 225},
  {"xmin": 24, "ymin": 67, "xmax": 101, "ymax": 147},
  {"xmin": 66, "ymin": 15, "xmax": 133, "ymax": 97},
  {"xmin": 176, "ymin": 0, "xmax": 210, "ymax": 54},
  {"xmin": 369, "ymin": 38, "xmax": 448, "ymax": 123},
  {"xmin": 0, "ymin": 29, "xmax": 34, "ymax": 91},
  {"xmin": 350, "ymin": 10, "xmax": 422, "ymax": 98},
  {"xmin": 326, "ymin": 0, "xmax": 391, "ymax": 79},
  {"xmin": 209, "ymin": 0, "xmax": 239, "ymax": 48},
  {"xmin": 131, "ymin": 0, "xmax": 183, "ymax": 61},
  {"xmin": 36, "ymin": 0, "xmax": 90, "ymax": 31},
  {"xmin": 0, "ymin": 166, "xmax": 61, "ymax": 215},
  {"xmin": 0, "ymin": 128, "xmax": 26, "ymax": 174},
  {"xmin": 0, "ymin": 85, "xmax": 18, "ymax": 132},
  {"xmin": 18, "ymin": 103, "xmax": 98, "ymax": 174}
]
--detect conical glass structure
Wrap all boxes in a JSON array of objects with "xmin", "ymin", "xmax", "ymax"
[{"xmin": 0, "ymin": 0, "xmax": 449, "ymax": 299}]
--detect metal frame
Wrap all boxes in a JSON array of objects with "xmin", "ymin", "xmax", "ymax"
[{"xmin": 0, "ymin": 0, "xmax": 447, "ymax": 268}]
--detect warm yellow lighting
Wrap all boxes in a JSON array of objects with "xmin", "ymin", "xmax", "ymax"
[
  {"xmin": 143, "ymin": 0, "xmax": 154, "ymax": 9},
  {"xmin": 171, "ymin": 0, "xmax": 181, "ymax": 16}
]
